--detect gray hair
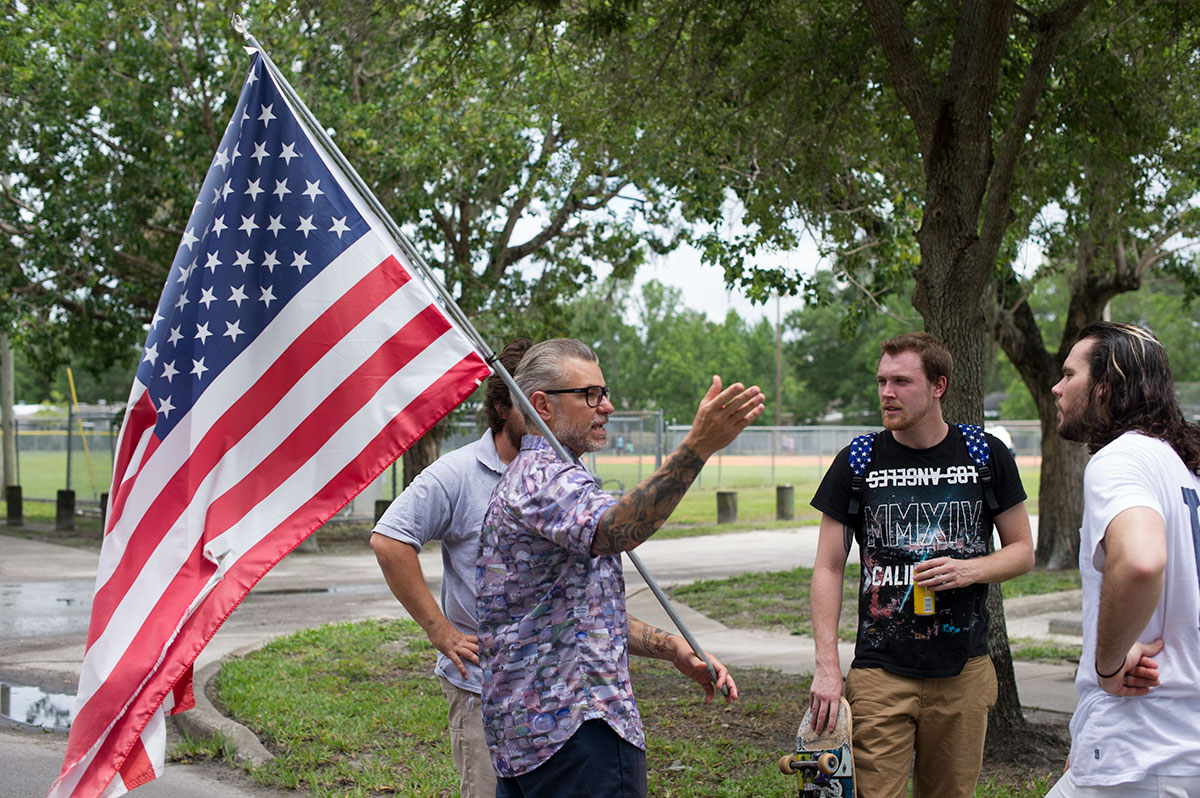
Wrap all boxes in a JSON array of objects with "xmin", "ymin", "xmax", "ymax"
[{"xmin": 514, "ymin": 338, "xmax": 599, "ymax": 398}]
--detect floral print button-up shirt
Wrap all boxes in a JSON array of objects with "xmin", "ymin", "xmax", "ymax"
[{"xmin": 476, "ymin": 435, "xmax": 639, "ymax": 778}]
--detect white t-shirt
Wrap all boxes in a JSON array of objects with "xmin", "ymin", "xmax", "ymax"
[{"xmin": 1067, "ymin": 432, "xmax": 1200, "ymax": 786}]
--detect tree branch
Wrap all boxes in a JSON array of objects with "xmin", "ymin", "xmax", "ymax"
[{"xmin": 861, "ymin": 0, "xmax": 937, "ymax": 141}]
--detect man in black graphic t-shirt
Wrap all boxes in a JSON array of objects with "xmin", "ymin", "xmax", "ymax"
[{"xmin": 808, "ymin": 332, "xmax": 1034, "ymax": 798}]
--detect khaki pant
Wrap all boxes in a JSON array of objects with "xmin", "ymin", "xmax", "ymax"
[
  {"xmin": 845, "ymin": 655, "xmax": 997, "ymax": 798},
  {"xmin": 438, "ymin": 676, "xmax": 497, "ymax": 798}
]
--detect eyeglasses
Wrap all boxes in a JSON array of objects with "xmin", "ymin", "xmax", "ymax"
[{"xmin": 542, "ymin": 385, "xmax": 611, "ymax": 408}]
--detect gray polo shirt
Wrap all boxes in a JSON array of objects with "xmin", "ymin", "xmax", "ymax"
[{"xmin": 373, "ymin": 429, "xmax": 505, "ymax": 693}]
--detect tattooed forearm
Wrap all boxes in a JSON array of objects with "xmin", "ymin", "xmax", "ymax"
[
  {"xmin": 628, "ymin": 617, "xmax": 675, "ymax": 660},
  {"xmin": 591, "ymin": 444, "xmax": 707, "ymax": 555}
]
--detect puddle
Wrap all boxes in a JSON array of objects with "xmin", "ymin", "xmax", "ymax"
[
  {"xmin": 0, "ymin": 581, "xmax": 93, "ymax": 639},
  {"xmin": 1, "ymin": 681, "xmax": 75, "ymax": 730}
]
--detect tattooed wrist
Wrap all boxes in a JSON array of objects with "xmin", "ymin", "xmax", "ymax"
[{"xmin": 633, "ymin": 623, "xmax": 674, "ymax": 660}]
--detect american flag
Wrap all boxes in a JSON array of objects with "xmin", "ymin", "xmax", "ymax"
[{"xmin": 48, "ymin": 51, "xmax": 491, "ymax": 797}]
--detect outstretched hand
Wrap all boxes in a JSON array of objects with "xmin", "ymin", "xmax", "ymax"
[
  {"xmin": 683, "ymin": 376, "xmax": 766, "ymax": 460},
  {"xmin": 1097, "ymin": 638, "xmax": 1163, "ymax": 696}
]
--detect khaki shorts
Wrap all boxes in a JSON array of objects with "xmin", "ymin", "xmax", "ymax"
[
  {"xmin": 438, "ymin": 675, "xmax": 497, "ymax": 798},
  {"xmin": 845, "ymin": 654, "xmax": 997, "ymax": 798}
]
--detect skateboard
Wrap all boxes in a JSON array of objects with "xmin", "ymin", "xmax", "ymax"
[{"xmin": 777, "ymin": 696, "xmax": 856, "ymax": 797}]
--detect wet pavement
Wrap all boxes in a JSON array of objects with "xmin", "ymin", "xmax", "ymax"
[{"xmin": 0, "ymin": 523, "xmax": 1082, "ymax": 796}]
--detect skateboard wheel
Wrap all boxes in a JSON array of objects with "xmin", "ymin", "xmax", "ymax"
[
  {"xmin": 778, "ymin": 755, "xmax": 800, "ymax": 774},
  {"xmin": 816, "ymin": 752, "xmax": 839, "ymax": 774}
]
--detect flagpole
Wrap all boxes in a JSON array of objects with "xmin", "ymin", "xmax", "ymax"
[{"xmin": 232, "ymin": 16, "xmax": 727, "ymax": 696}]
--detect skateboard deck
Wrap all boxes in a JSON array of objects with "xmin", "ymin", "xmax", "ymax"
[{"xmin": 777, "ymin": 696, "xmax": 855, "ymax": 797}]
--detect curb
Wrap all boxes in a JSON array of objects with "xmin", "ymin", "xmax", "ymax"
[
  {"xmin": 1003, "ymin": 589, "xmax": 1082, "ymax": 618},
  {"xmin": 171, "ymin": 657, "xmax": 274, "ymax": 769}
]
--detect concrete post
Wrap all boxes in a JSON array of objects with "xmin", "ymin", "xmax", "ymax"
[
  {"xmin": 776, "ymin": 484, "xmax": 795, "ymax": 521},
  {"xmin": 5, "ymin": 485, "xmax": 20, "ymax": 527},
  {"xmin": 716, "ymin": 490, "xmax": 738, "ymax": 524},
  {"xmin": 56, "ymin": 489, "xmax": 75, "ymax": 531}
]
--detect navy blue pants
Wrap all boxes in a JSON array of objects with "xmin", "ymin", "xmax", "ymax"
[{"xmin": 495, "ymin": 720, "xmax": 647, "ymax": 798}]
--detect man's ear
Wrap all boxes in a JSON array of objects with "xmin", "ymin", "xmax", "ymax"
[
  {"xmin": 932, "ymin": 375, "xmax": 948, "ymax": 400},
  {"xmin": 530, "ymin": 391, "xmax": 554, "ymax": 424}
]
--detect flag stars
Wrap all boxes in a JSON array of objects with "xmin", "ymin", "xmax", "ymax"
[
  {"xmin": 245, "ymin": 178, "xmax": 264, "ymax": 201},
  {"xmin": 143, "ymin": 342, "xmax": 159, "ymax": 366},
  {"xmin": 191, "ymin": 358, "xmax": 209, "ymax": 379},
  {"xmin": 220, "ymin": 179, "xmax": 234, "ymax": 202},
  {"xmin": 297, "ymin": 215, "xmax": 316, "ymax": 237},
  {"xmin": 233, "ymin": 250, "xmax": 254, "ymax": 271},
  {"xmin": 272, "ymin": 179, "xmax": 291, "ymax": 201},
  {"xmin": 329, "ymin": 216, "xmax": 350, "ymax": 238},
  {"xmin": 167, "ymin": 326, "xmax": 183, "ymax": 346},
  {"xmin": 291, "ymin": 250, "xmax": 311, "ymax": 273},
  {"xmin": 195, "ymin": 322, "xmax": 213, "ymax": 344},
  {"xmin": 180, "ymin": 227, "xmax": 199, "ymax": 250},
  {"xmin": 161, "ymin": 360, "xmax": 179, "ymax": 383},
  {"xmin": 279, "ymin": 141, "xmax": 300, "ymax": 164},
  {"xmin": 210, "ymin": 215, "xmax": 228, "ymax": 238},
  {"xmin": 214, "ymin": 148, "xmax": 229, "ymax": 169},
  {"xmin": 156, "ymin": 395, "xmax": 176, "ymax": 418},
  {"xmin": 238, "ymin": 214, "xmax": 259, "ymax": 235},
  {"xmin": 302, "ymin": 180, "xmax": 323, "ymax": 201},
  {"xmin": 251, "ymin": 141, "xmax": 270, "ymax": 165},
  {"xmin": 199, "ymin": 287, "xmax": 217, "ymax": 309},
  {"xmin": 224, "ymin": 320, "xmax": 245, "ymax": 342},
  {"xmin": 262, "ymin": 250, "xmax": 280, "ymax": 272},
  {"xmin": 258, "ymin": 103, "xmax": 276, "ymax": 127},
  {"xmin": 259, "ymin": 284, "xmax": 276, "ymax": 307},
  {"xmin": 266, "ymin": 215, "xmax": 285, "ymax": 236},
  {"xmin": 203, "ymin": 251, "xmax": 222, "ymax": 272},
  {"xmin": 175, "ymin": 292, "xmax": 190, "ymax": 311},
  {"xmin": 229, "ymin": 285, "xmax": 248, "ymax": 307},
  {"xmin": 176, "ymin": 259, "xmax": 196, "ymax": 284}
]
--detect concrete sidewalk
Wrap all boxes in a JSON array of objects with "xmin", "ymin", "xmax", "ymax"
[{"xmin": 0, "ymin": 526, "xmax": 1083, "ymax": 796}]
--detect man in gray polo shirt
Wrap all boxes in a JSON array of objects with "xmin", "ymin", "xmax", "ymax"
[{"xmin": 370, "ymin": 338, "xmax": 531, "ymax": 798}]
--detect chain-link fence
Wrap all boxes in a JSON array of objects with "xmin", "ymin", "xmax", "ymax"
[
  {"xmin": 7, "ymin": 413, "xmax": 1041, "ymax": 519},
  {"xmin": 6, "ymin": 410, "xmax": 122, "ymax": 511}
]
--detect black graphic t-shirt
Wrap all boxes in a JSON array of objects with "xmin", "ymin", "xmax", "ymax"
[{"xmin": 811, "ymin": 426, "xmax": 1026, "ymax": 678}]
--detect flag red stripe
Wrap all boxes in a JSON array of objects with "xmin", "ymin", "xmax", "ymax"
[
  {"xmin": 85, "ymin": 257, "xmax": 411, "ymax": 650},
  {"xmin": 66, "ymin": 539, "xmax": 217, "ymax": 770},
  {"xmin": 116, "ymin": 735, "xmax": 155, "ymax": 792},
  {"xmin": 65, "ymin": 352, "xmax": 489, "ymax": 797},
  {"xmin": 197, "ymin": 304, "xmax": 452, "ymax": 541},
  {"xmin": 105, "ymin": 390, "xmax": 157, "ymax": 535},
  {"xmin": 172, "ymin": 665, "xmax": 195, "ymax": 715}
]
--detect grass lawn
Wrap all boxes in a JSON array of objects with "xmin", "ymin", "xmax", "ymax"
[{"xmin": 199, "ymin": 619, "xmax": 1066, "ymax": 797}]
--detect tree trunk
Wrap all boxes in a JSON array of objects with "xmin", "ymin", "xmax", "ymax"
[
  {"xmin": 985, "ymin": 583, "xmax": 1022, "ymax": 733},
  {"xmin": 1, "ymin": 330, "xmax": 15, "ymax": 489},
  {"xmin": 401, "ymin": 417, "xmax": 448, "ymax": 490},
  {"xmin": 1034, "ymin": 416, "xmax": 1088, "ymax": 568}
]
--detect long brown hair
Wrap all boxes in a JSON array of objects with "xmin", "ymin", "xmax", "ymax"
[{"xmin": 1077, "ymin": 322, "xmax": 1200, "ymax": 472}]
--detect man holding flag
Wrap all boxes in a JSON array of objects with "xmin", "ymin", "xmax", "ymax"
[{"xmin": 50, "ymin": 46, "xmax": 491, "ymax": 798}]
